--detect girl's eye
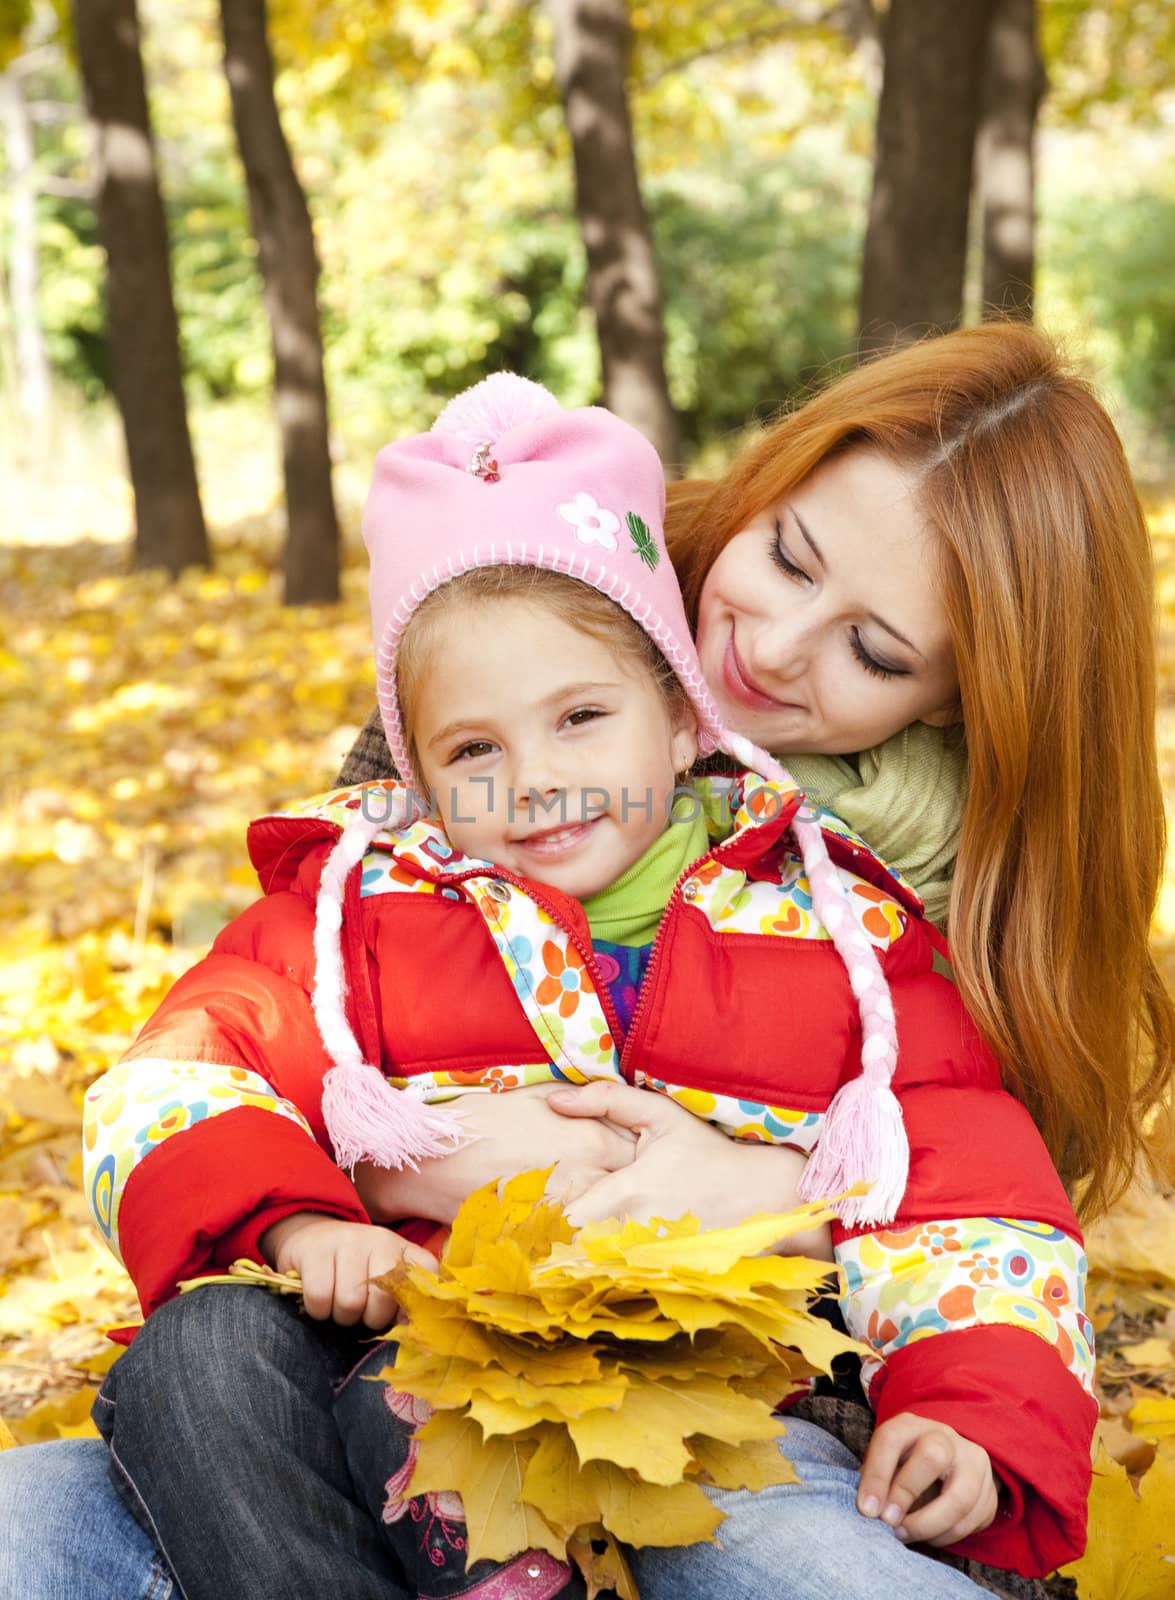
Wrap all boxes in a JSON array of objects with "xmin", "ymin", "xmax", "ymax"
[
  {"xmin": 849, "ymin": 628, "xmax": 907, "ymax": 682},
  {"xmin": 452, "ymin": 740, "xmax": 496, "ymax": 762},
  {"xmin": 769, "ymin": 520, "xmax": 811, "ymax": 583},
  {"xmin": 565, "ymin": 707, "xmax": 605, "ymax": 727}
]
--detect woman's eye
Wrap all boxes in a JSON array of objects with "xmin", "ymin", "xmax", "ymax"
[
  {"xmin": 769, "ymin": 520, "xmax": 811, "ymax": 583},
  {"xmin": 849, "ymin": 628, "xmax": 907, "ymax": 682}
]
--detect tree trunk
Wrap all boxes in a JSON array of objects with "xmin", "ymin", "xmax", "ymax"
[
  {"xmin": 977, "ymin": 0, "xmax": 1045, "ymax": 321},
  {"xmin": 218, "ymin": 0, "xmax": 339, "ymax": 605},
  {"xmin": 859, "ymin": 0, "xmax": 993, "ymax": 356},
  {"xmin": 0, "ymin": 67, "xmax": 51, "ymax": 458},
  {"xmin": 549, "ymin": 0, "xmax": 681, "ymax": 472},
  {"xmin": 70, "ymin": 0, "xmax": 209, "ymax": 573}
]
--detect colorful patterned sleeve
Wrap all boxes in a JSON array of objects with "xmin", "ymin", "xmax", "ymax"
[
  {"xmin": 832, "ymin": 1075, "xmax": 1098, "ymax": 1576},
  {"xmin": 82, "ymin": 923, "xmax": 371, "ymax": 1315},
  {"xmin": 83, "ymin": 1057, "xmax": 315, "ymax": 1268}
]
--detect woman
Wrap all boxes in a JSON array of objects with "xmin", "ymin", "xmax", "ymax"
[{"xmin": 2, "ymin": 323, "xmax": 1169, "ymax": 1600}]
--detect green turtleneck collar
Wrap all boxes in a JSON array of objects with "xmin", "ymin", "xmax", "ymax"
[{"xmin": 581, "ymin": 800, "xmax": 710, "ymax": 947}]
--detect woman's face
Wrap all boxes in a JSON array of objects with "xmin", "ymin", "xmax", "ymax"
[{"xmin": 695, "ymin": 448, "xmax": 960, "ymax": 755}]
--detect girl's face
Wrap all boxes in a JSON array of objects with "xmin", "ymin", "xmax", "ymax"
[
  {"xmin": 696, "ymin": 448, "xmax": 960, "ymax": 755},
  {"xmin": 411, "ymin": 598, "xmax": 697, "ymax": 900}
]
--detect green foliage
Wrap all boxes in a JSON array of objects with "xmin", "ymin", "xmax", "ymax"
[
  {"xmin": 1045, "ymin": 178, "xmax": 1175, "ymax": 444},
  {"xmin": 652, "ymin": 144, "xmax": 863, "ymax": 445},
  {"xmin": 0, "ymin": 0, "xmax": 32, "ymax": 69}
]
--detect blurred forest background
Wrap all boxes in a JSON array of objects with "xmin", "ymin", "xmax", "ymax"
[{"xmin": 2, "ymin": 2, "xmax": 1175, "ymax": 1592}]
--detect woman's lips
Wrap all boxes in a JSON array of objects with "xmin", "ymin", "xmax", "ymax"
[
  {"xmin": 511, "ymin": 815, "xmax": 603, "ymax": 859},
  {"xmin": 722, "ymin": 633, "xmax": 794, "ymax": 712}
]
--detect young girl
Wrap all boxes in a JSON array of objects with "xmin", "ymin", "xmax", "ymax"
[{"xmin": 69, "ymin": 376, "xmax": 1089, "ymax": 1600}]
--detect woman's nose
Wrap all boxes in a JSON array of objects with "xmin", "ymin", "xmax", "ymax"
[{"xmin": 751, "ymin": 622, "xmax": 811, "ymax": 686}]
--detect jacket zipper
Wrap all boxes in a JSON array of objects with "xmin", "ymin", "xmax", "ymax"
[{"xmin": 617, "ymin": 828, "xmax": 759, "ymax": 1084}]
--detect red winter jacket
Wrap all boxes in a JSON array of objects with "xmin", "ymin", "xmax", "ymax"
[{"xmin": 84, "ymin": 773, "xmax": 1095, "ymax": 1576}]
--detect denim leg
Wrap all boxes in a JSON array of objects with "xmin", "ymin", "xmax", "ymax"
[
  {"xmin": 333, "ymin": 1341, "xmax": 582, "ymax": 1600},
  {"xmin": 627, "ymin": 1418, "xmax": 992, "ymax": 1600},
  {"xmin": 0, "ymin": 1438, "xmax": 173, "ymax": 1600},
  {"xmin": 95, "ymin": 1286, "xmax": 410, "ymax": 1600}
]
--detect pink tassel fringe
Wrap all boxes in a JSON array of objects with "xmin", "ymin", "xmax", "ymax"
[
  {"xmin": 322, "ymin": 1061, "xmax": 466, "ymax": 1175},
  {"xmin": 798, "ymin": 1075, "xmax": 909, "ymax": 1227}
]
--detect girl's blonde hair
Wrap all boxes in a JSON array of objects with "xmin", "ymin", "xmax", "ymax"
[
  {"xmin": 667, "ymin": 321, "xmax": 1174, "ymax": 1218},
  {"xmin": 397, "ymin": 565, "xmax": 691, "ymax": 773}
]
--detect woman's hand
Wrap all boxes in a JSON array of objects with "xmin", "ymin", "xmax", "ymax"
[
  {"xmin": 354, "ymin": 1082, "xmax": 638, "ymax": 1226},
  {"xmin": 546, "ymin": 1080, "xmax": 833, "ymax": 1257},
  {"xmin": 856, "ymin": 1413, "xmax": 1001, "ymax": 1547}
]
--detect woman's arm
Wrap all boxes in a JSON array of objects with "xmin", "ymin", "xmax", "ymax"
[{"xmin": 352, "ymin": 1081, "xmax": 638, "ymax": 1226}]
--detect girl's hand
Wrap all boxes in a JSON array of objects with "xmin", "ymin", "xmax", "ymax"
[
  {"xmin": 354, "ymin": 1082, "xmax": 638, "ymax": 1226},
  {"xmin": 547, "ymin": 1080, "xmax": 833, "ymax": 1257},
  {"xmin": 258, "ymin": 1212, "xmax": 437, "ymax": 1331},
  {"xmin": 856, "ymin": 1413, "xmax": 1000, "ymax": 1547}
]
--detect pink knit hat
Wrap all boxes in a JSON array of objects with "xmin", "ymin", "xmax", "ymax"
[{"xmin": 312, "ymin": 376, "xmax": 908, "ymax": 1227}]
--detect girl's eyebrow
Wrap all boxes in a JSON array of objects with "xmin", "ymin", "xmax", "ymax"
[{"xmin": 786, "ymin": 503, "xmax": 927, "ymax": 664}]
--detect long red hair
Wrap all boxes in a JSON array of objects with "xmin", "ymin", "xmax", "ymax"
[{"xmin": 667, "ymin": 322, "xmax": 1174, "ymax": 1218}]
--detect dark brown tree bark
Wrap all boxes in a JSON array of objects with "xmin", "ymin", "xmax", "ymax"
[
  {"xmin": 859, "ymin": 0, "xmax": 994, "ymax": 356},
  {"xmin": 549, "ymin": 0, "xmax": 681, "ymax": 472},
  {"xmin": 70, "ymin": 0, "xmax": 209, "ymax": 573},
  {"xmin": 218, "ymin": 0, "xmax": 339, "ymax": 604},
  {"xmin": 977, "ymin": 0, "xmax": 1045, "ymax": 321}
]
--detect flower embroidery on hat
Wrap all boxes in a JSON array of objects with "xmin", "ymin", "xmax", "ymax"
[{"xmin": 557, "ymin": 491, "xmax": 619, "ymax": 550}]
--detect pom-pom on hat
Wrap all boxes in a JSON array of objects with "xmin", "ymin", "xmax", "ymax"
[
  {"xmin": 313, "ymin": 375, "xmax": 910, "ymax": 1229},
  {"xmin": 363, "ymin": 372, "xmax": 727, "ymax": 786}
]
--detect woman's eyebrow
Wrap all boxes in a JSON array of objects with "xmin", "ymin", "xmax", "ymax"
[{"xmin": 788, "ymin": 503, "xmax": 927, "ymax": 663}]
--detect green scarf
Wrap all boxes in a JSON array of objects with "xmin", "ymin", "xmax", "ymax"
[
  {"xmin": 581, "ymin": 802, "xmax": 710, "ymax": 947},
  {"xmin": 784, "ymin": 723, "xmax": 967, "ymax": 929}
]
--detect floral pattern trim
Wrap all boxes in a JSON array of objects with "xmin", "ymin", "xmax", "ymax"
[
  {"xmin": 838, "ymin": 1216, "xmax": 1095, "ymax": 1396},
  {"xmin": 638, "ymin": 1075, "xmax": 824, "ymax": 1150},
  {"xmin": 83, "ymin": 1058, "xmax": 312, "ymax": 1264},
  {"xmin": 678, "ymin": 851, "xmax": 905, "ymax": 948},
  {"xmin": 463, "ymin": 878, "xmax": 624, "ymax": 1085}
]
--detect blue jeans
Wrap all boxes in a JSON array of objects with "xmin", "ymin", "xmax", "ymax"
[{"xmin": 0, "ymin": 1288, "xmax": 991, "ymax": 1600}]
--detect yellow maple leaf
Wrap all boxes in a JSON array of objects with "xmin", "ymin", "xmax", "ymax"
[
  {"xmin": 1059, "ymin": 1442, "xmax": 1175, "ymax": 1600},
  {"xmin": 687, "ymin": 1432, "xmax": 799, "ymax": 1491},
  {"xmin": 519, "ymin": 1426, "xmax": 605, "ymax": 1534},
  {"xmin": 574, "ymin": 1457, "xmax": 724, "ymax": 1548},
  {"xmin": 7, "ymin": 1388, "xmax": 100, "ymax": 1445},
  {"xmin": 409, "ymin": 1408, "xmax": 564, "ymax": 1568},
  {"xmin": 566, "ymin": 1375, "xmax": 785, "ymax": 1485},
  {"xmin": 1128, "ymin": 1394, "xmax": 1175, "ymax": 1442},
  {"xmin": 0, "ymin": 1416, "xmax": 19, "ymax": 1451}
]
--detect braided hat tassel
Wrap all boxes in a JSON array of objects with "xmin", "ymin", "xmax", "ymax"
[{"xmin": 313, "ymin": 800, "xmax": 467, "ymax": 1174}]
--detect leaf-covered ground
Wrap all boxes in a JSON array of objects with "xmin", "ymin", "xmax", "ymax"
[{"xmin": 2, "ymin": 479, "xmax": 1175, "ymax": 1595}]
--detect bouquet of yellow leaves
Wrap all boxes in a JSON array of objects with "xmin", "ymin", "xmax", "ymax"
[{"xmin": 374, "ymin": 1168, "xmax": 866, "ymax": 1600}]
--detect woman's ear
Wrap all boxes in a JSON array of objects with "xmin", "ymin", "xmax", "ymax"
[{"xmin": 671, "ymin": 709, "xmax": 699, "ymax": 775}]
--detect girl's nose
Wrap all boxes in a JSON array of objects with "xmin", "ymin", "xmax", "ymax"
[{"xmin": 510, "ymin": 750, "xmax": 565, "ymax": 820}]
